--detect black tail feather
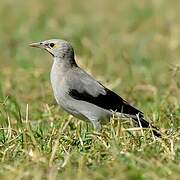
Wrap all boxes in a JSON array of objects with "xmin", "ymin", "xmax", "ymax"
[{"xmin": 134, "ymin": 117, "xmax": 161, "ymax": 137}]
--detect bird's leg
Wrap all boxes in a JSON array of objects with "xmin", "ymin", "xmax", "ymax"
[{"xmin": 92, "ymin": 120, "xmax": 102, "ymax": 132}]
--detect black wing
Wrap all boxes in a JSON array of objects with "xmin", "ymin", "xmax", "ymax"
[{"xmin": 69, "ymin": 87, "xmax": 143, "ymax": 117}]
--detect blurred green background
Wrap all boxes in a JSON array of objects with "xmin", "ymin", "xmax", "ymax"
[{"xmin": 0, "ymin": 0, "xmax": 179, "ymax": 179}]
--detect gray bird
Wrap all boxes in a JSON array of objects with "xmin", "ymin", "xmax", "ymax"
[{"xmin": 29, "ymin": 39, "xmax": 161, "ymax": 137}]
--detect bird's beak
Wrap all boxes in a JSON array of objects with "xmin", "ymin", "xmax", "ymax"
[
  {"xmin": 29, "ymin": 41, "xmax": 54, "ymax": 57},
  {"xmin": 29, "ymin": 42, "xmax": 44, "ymax": 49}
]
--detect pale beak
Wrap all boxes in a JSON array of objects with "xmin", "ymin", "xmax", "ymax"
[
  {"xmin": 29, "ymin": 41, "xmax": 54, "ymax": 56},
  {"xmin": 29, "ymin": 42, "xmax": 45, "ymax": 48}
]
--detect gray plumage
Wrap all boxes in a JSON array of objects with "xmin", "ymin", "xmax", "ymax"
[{"xmin": 29, "ymin": 39, "xmax": 161, "ymax": 137}]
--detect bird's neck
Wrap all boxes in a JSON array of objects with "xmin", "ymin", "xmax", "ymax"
[
  {"xmin": 51, "ymin": 57, "xmax": 77, "ymax": 89},
  {"xmin": 53, "ymin": 56, "xmax": 78, "ymax": 71}
]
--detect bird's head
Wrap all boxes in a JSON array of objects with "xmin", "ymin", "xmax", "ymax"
[{"xmin": 29, "ymin": 39, "xmax": 74, "ymax": 59}]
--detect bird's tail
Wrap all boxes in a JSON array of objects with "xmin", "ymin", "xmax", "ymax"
[
  {"xmin": 115, "ymin": 112, "xmax": 161, "ymax": 137},
  {"xmin": 134, "ymin": 116, "xmax": 161, "ymax": 137}
]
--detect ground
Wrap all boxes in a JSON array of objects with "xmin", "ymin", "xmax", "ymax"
[{"xmin": 0, "ymin": 0, "xmax": 179, "ymax": 179}]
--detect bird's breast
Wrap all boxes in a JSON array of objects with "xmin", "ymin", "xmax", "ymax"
[{"xmin": 50, "ymin": 63, "xmax": 66, "ymax": 102}]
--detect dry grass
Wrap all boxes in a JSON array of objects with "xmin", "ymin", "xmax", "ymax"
[{"xmin": 0, "ymin": 0, "xmax": 179, "ymax": 179}]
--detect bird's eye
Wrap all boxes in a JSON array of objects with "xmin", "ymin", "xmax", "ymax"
[{"xmin": 49, "ymin": 43, "xmax": 55, "ymax": 48}]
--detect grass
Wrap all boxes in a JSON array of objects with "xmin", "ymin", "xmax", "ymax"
[{"xmin": 0, "ymin": 0, "xmax": 179, "ymax": 179}]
